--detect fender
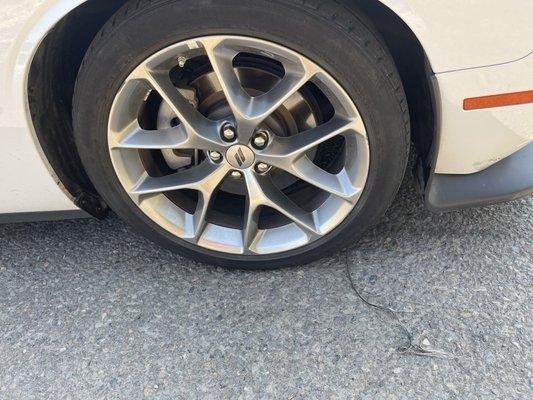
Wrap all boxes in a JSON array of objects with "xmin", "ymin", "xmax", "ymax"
[{"xmin": 377, "ymin": 0, "xmax": 533, "ymax": 73}]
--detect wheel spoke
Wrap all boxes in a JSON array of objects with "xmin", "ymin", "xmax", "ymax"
[
  {"xmin": 241, "ymin": 193, "xmax": 261, "ymax": 251},
  {"xmin": 242, "ymin": 171, "xmax": 319, "ymax": 243},
  {"xmin": 187, "ymin": 191, "xmax": 212, "ymax": 241},
  {"xmin": 255, "ymin": 114, "xmax": 362, "ymax": 201},
  {"xmin": 133, "ymin": 66, "xmax": 224, "ymax": 150},
  {"xmin": 262, "ymin": 114, "xmax": 360, "ymax": 161},
  {"xmin": 250, "ymin": 68, "xmax": 313, "ymax": 125},
  {"xmin": 201, "ymin": 40, "xmax": 245, "ymax": 110},
  {"xmin": 291, "ymin": 157, "xmax": 360, "ymax": 202},
  {"xmin": 130, "ymin": 161, "xmax": 229, "ymax": 196},
  {"xmin": 110, "ymin": 121, "xmax": 189, "ymax": 149},
  {"xmin": 201, "ymin": 37, "xmax": 316, "ymax": 139}
]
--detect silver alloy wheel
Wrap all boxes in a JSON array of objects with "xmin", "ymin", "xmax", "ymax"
[{"xmin": 108, "ymin": 36, "xmax": 370, "ymax": 255}]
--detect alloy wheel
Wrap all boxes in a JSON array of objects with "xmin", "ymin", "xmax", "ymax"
[{"xmin": 108, "ymin": 36, "xmax": 370, "ymax": 255}]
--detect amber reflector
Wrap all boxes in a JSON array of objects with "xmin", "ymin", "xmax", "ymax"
[{"xmin": 464, "ymin": 90, "xmax": 533, "ymax": 110}]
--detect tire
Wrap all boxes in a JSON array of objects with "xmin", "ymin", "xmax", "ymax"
[{"xmin": 73, "ymin": 0, "xmax": 410, "ymax": 269}]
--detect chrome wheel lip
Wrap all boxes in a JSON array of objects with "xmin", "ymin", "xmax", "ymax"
[{"xmin": 108, "ymin": 35, "xmax": 370, "ymax": 256}]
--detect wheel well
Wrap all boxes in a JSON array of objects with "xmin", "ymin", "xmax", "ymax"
[
  {"xmin": 348, "ymin": 0, "xmax": 436, "ymax": 168},
  {"xmin": 28, "ymin": 0, "xmax": 435, "ymax": 216},
  {"xmin": 28, "ymin": 0, "xmax": 128, "ymax": 217}
]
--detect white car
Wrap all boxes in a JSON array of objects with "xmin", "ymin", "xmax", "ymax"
[{"xmin": 1, "ymin": 0, "xmax": 532, "ymax": 268}]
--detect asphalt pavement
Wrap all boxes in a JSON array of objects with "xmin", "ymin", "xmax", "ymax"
[{"xmin": 0, "ymin": 173, "xmax": 531, "ymax": 399}]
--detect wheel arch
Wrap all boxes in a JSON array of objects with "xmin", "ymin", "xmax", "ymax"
[
  {"xmin": 27, "ymin": 0, "xmax": 128, "ymax": 217},
  {"xmin": 27, "ymin": 0, "xmax": 435, "ymax": 216}
]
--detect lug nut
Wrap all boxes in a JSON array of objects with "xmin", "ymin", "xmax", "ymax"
[
  {"xmin": 177, "ymin": 56, "xmax": 187, "ymax": 68},
  {"xmin": 221, "ymin": 123, "xmax": 236, "ymax": 141},
  {"xmin": 209, "ymin": 151, "xmax": 222, "ymax": 162},
  {"xmin": 252, "ymin": 131, "xmax": 269, "ymax": 149},
  {"xmin": 230, "ymin": 170, "xmax": 242, "ymax": 179},
  {"xmin": 255, "ymin": 162, "xmax": 270, "ymax": 174}
]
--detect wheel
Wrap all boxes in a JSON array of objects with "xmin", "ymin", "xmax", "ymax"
[{"xmin": 73, "ymin": 0, "xmax": 409, "ymax": 269}]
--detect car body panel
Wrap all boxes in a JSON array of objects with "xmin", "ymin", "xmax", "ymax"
[
  {"xmin": 434, "ymin": 52, "xmax": 533, "ymax": 174},
  {"xmin": 378, "ymin": 0, "xmax": 533, "ymax": 73},
  {"xmin": 0, "ymin": 0, "xmax": 532, "ymax": 214}
]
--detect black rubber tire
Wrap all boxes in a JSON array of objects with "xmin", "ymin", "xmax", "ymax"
[{"xmin": 73, "ymin": 0, "xmax": 410, "ymax": 269}]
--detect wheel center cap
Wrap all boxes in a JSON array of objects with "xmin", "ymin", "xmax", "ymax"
[{"xmin": 226, "ymin": 145, "xmax": 255, "ymax": 169}]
